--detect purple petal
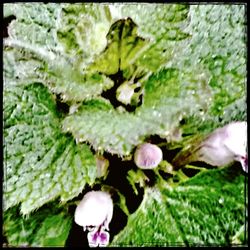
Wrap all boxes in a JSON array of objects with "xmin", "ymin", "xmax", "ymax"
[
  {"xmin": 241, "ymin": 156, "xmax": 248, "ymax": 173},
  {"xmin": 99, "ymin": 231, "xmax": 108, "ymax": 242},
  {"xmin": 93, "ymin": 232, "xmax": 99, "ymax": 242},
  {"xmin": 87, "ymin": 230, "xmax": 110, "ymax": 247},
  {"xmin": 98, "ymin": 231, "xmax": 109, "ymax": 247},
  {"xmin": 87, "ymin": 231, "xmax": 99, "ymax": 247}
]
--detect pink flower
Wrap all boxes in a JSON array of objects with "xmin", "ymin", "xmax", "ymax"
[
  {"xmin": 199, "ymin": 121, "xmax": 247, "ymax": 172},
  {"xmin": 74, "ymin": 191, "xmax": 113, "ymax": 247},
  {"xmin": 173, "ymin": 121, "xmax": 248, "ymax": 173}
]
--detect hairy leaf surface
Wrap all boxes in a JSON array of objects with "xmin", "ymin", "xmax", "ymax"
[
  {"xmin": 4, "ymin": 3, "xmax": 114, "ymax": 102},
  {"xmin": 88, "ymin": 18, "xmax": 148, "ymax": 76},
  {"xmin": 111, "ymin": 166, "xmax": 247, "ymax": 246},
  {"xmin": 3, "ymin": 83, "xmax": 96, "ymax": 214},
  {"xmin": 3, "ymin": 203, "xmax": 72, "ymax": 247},
  {"xmin": 119, "ymin": 4, "xmax": 191, "ymax": 72},
  {"xmin": 167, "ymin": 5, "xmax": 247, "ymax": 134},
  {"xmin": 62, "ymin": 67, "xmax": 210, "ymax": 156},
  {"xmin": 3, "ymin": 3, "xmax": 247, "ymax": 247}
]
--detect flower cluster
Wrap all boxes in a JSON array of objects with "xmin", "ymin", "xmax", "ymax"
[{"xmin": 74, "ymin": 122, "xmax": 247, "ymax": 247}]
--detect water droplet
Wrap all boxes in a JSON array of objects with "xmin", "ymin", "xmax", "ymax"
[
  {"xmin": 219, "ymin": 198, "xmax": 224, "ymax": 204},
  {"xmin": 153, "ymin": 111, "xmax": 158, "ymax": 116},
  {"xmin": 79, "ymin": 138, "xmax": 84, "ymax": 142},
  {"xmin": 45, "ymin": 173, "xmax": 51, "ymax": 178}
]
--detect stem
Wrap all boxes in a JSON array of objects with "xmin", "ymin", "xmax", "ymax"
[
  {"xmin": 176, "ymin": 169, "xmax": 189, "ymax": 182},
  {"xmin": 101, "ymin": 185, "xmax": 130, "ymax": 216},
  {"xmin": 157, "ymin": 142, "xmax": 169, "ymax": 147},
  {"xmin": 185, "ymin": 164, "xmax": 208, "ymax": 172}
]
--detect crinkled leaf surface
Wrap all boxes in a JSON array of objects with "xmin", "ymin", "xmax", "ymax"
[
  {"xmin": 167, "ymin": 5, "xmax": 247, "ymax": 133},
  {"xmin": 56, "ymin": 3, "xmax": 112, "ymax": 64},
  {"xmin": 136, "ymin": 68, "xmax": 210, "ymax": 136},
  {"xmin": 62, "ymin": 68, "xmax": 210, "ymax": 156},
  {"xmin": 62, "ymin": 99, "xmax": 145, "ymax": 156},
  {"xmin": 3, "ymin": 203, "xmax": 72, "ymax": 247},
  {"xmin": 63, "ymin": 4, "xmax": 247, "ymax": 156},
  {"xmin": 179, "ymin": 96, "xmax": 247, "ymax": 143},
  {"xmin": 111, "ymin": 166, "xmax": 247, "ymax": 246},
  {"xmin": 3, "ymin": 3, "xmax": 114, "ymax": 102},
  {"xmin": 88, "ymin": 4, "xmax": 191, "ymax": 77},
  {"xmin": 4, "ymin": 44, "xmax": 113, "ymax": 102},
  {"xmin": 119, "ymin": 4, "xmax": 191, "ymax": 72},
  {"xmin": 88, "ymin": 18, "xmax": 148, "ymax": 76},
  {"xmin": 3, "ymin": 2, "xmax": 247, "ymax": 248},
  {"xmin": 3, "ymin": 83, "xmax": 96, "ymax": 215}
]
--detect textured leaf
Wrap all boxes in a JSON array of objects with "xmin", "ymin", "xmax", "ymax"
[
  {"xmin": 167, "ymin": 4, "xmax": 246, "ymax": 120},
  {"xmin": 4, "ymin": 44, "xmax": 113, "ymax": 102},
  {"xmin": 3, "ymin": 3, "xmax": 114, "ymax": 102},
  {"xmin": 63, "ymin": 68, "xmax": 210, "ymax": 156},
  {"xmin": 4, "ymin": 3, "xmax": 112, "ymax": 63},
  {"xmin": 3, "ymin": 3, "xmax": 247, "ymax": 247},
  {"xmin": 88, "ymin": 4, "xmax": 191, "ymax": 77},
  {"xmin": 3, "ymin": 83, "xmax": 97, "ymax": 214},
  {"xmin": 111, "ymin": 166, "xmax": 247, "ymax": 246},
  {"xmin": 142, "ymin": 4, "xmax": 247, "ymax": 145},
  {"xmin": 63, "ymin": 69, "xmax": 208, "ymax": 155},
  {"xmin": 56, "ymin": 3, "xmax": 112, "ymax": 65},
  {"xmin": 137, "ymin": 68, "xmax": 211, "ymax": 137},
  {"xmin": 4, "ymin": 3, "xmax": 60, "ymax": 47},
  {"xmin": 88, "ymin": 18, "xmax": 148, "ymax": 76},
  {"xmin": 119, "ymin": 4, "xmax": 191, "ymax": 71},
  {"xmin": 62, "ymin": 99, "xmax": 146, "ymax": 156},
  {"xmin": 179, "ymin": 95, "xmax": 247, "ymax": 139},
  {"xmin": 3, "ymin": 203, "xmax": 72, "ymax": 247}
]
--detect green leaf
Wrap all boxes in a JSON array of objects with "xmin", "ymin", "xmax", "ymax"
[
  {"xmin": 4, "ymin": 3, "xmax": 59, "ymax": 47},
  {"xmin": 3, "ymin": 203, "xmax": 72, "ymax": 247},
  {"xmin": 179, "ymin": 95, "xmax": 247, "ymax": 139},
  {"xmin": 4, "ymin": 44, "xmax": 114, "ymax": 102},
  {"xmin": 88, "ymin": 4, "xmax": 191, "ymax": 75},
  {"xmin": 88, "ymin": 18, "xmax": 149, "ymax": 76},
  {"xmin": 57, "ymin": 3, "xmax": 112, "ymax": 65},
  {"xmin": 62, "ymin": 99, "xmax": 146, "ymax": 156},
  {"xmin": 111, "ymin": 166, "xmax": 247, "ymax": 246},
  {"xmin": 119, "ymin": 4, "xmax": 191, "ymax": 72},
  {"xmin": 3, "ymin": 83, "xmax": 97, "ymax": 215},
  {"xmin": 62, "ymin": 68, "xmax": 210, "ymax": 156},
  {"xmin": 112, "ymin": 188, "xmax": 185, "ymax": 247},
  {"xmin": 4, "ymin": 3, "xmax": 112, "ymax": 62},
  {"xmin": 3, "ymin": 3, "xmax": 114, "ymax": 102},
  {"xmin": 137, "ymin": 68, "xmax": 211, "ymax": 136},
  {"xmin": 167, "ymin": 5, "xmax": 246, "ymax": 118},
  {"xmin": 154, "ymin": 4, "xmax": 247, "ymax": 143},
  {"xmin": 3, "ymin": 3, "xmax": 247, "ymax": 247}
]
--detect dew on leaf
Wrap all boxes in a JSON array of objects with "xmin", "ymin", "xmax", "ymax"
[{"xmin": 218, "ymin": 198, "xmax": 224, "ymax": 204}]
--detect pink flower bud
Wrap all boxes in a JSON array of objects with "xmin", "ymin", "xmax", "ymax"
[{"xmin": 134, "ymin": 143, "xmax": 163, "ymax": 169}]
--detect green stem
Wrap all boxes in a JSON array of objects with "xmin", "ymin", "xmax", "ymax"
[
  {"xmin": 176, "ymin": 169, "xmax": 189, "ymax": 182},
  {"xmin": 185, "ymin": 164, "xmax": 208, "ymax": 172}
]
